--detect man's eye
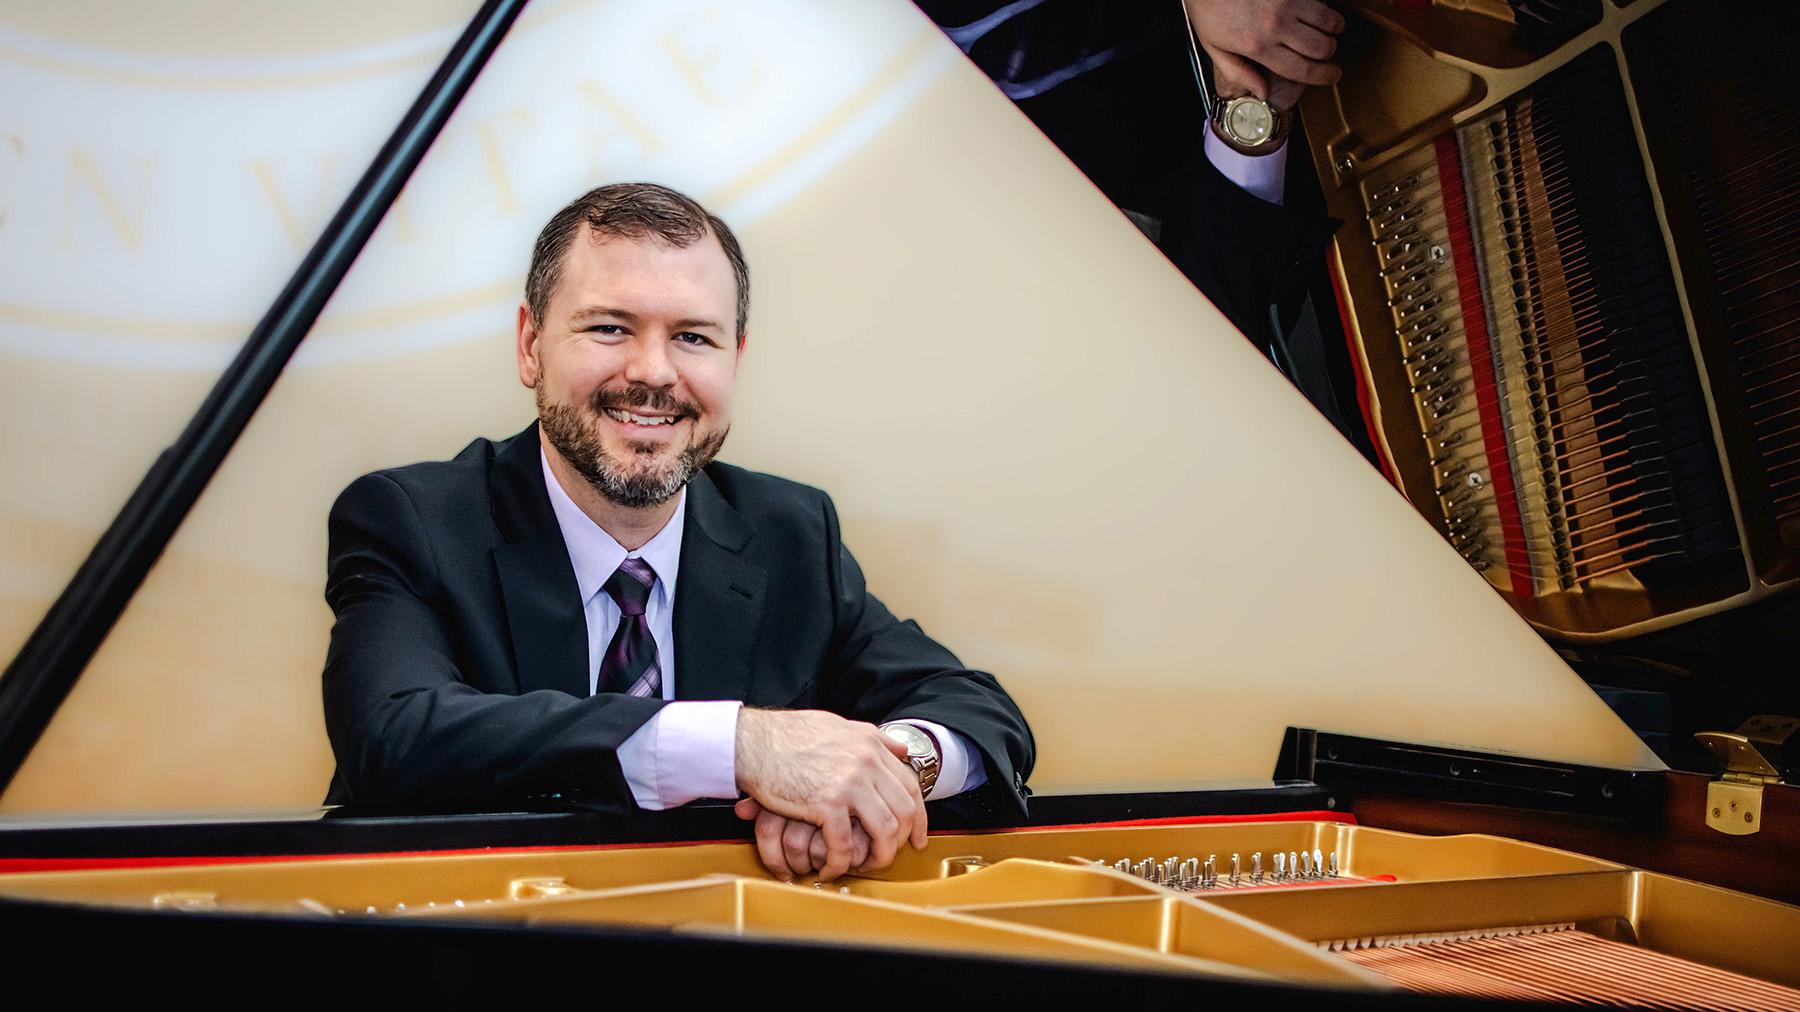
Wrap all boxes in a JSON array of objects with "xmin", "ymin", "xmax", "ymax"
[
  {"xmin": 675, "ymin": 332, "xmax": 714, "ymax": 346},
  {"xmin": 586, "ymin": 324, "xmax": 624, "ymax": 336}
]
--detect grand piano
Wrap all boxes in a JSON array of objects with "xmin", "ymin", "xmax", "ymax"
[{"xmin": 0, "ymin": 0, "xmax": 1794, "ymax": 1004}]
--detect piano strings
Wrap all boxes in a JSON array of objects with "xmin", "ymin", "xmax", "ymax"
[
  {"xmin": 1366, "ymin": 47, "xmax": 1738, "ymax": 597},
  {"xmin": 1329, "ymin": 923, "xmax": 1800, "ymax": 1009},
  {"xmin": 1641, "ymin": 1, "xmax": 1800, "ymax": 544}
]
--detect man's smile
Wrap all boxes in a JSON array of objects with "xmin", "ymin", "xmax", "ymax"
[{"xmin": 602, "ymin": 407, "xmax": 683, "ymax": 428}]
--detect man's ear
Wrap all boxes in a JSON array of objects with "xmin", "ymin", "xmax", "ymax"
[{"xmin": 517, "ymin": 301, "xmax": 541, "ymax": 389}]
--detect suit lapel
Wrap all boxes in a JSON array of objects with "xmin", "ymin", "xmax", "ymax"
[
  {"xmin": 673, "ymin": 469, "xmax": 768, "ymax": 702},
  {"xmin": 489, "ymin": 424, "xmax": 589, "ymax": 699}
]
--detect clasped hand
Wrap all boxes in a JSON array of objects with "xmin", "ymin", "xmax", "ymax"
[
  {"xmin": 1184, "ymin": 0, "xmax": 1346, "ymax": 110},
  {"xmin": 733, "ymin": 708, "xmax": 927, "ymax": 882}
]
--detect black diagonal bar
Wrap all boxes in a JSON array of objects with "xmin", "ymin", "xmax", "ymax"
[{"xmin": 0, "ymin": 0, "xmax": 528, "ymax": 793}]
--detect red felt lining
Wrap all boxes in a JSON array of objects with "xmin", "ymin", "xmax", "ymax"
[{"xmin": 1434, "ymin": 133, "xmax": 1533, "ymax": 599}]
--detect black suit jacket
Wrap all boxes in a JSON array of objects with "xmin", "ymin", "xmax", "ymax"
[{"xmin": 322, "ymin": 423, "xmax": 1033, "ymax": 818}]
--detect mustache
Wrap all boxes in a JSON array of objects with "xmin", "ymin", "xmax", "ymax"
[{"xmin": 590, "ymin": 386, "xmax": 699, "ymax": 419}]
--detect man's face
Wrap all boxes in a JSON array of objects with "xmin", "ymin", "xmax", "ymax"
[{"xmin": 519, "ymin": 226, "xmax": 742, "ymax": 509}]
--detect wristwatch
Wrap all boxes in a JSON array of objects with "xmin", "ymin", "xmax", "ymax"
[
  {"xmin": 1210, "ymin": 95, "xmax": 1291, "ymax": 155},
  {"xmin": 880, "ymin": 722, "xmax": 941, "ymax": 796},
  {"xmin": 1178, "ymin": 0, "xmax": 1292, "ymax": 156}
]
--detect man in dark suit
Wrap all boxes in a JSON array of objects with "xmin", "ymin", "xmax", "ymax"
[{"xmin": 323, "ymin": 183, "xmax": 1033, "ymax": 882}]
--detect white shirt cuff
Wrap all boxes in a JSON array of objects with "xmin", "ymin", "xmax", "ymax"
[
  {"xmin": 617, "ymin": 700, "xmax": 743, "ymax": 811},
  {"xmin": 1204, "ymin": 128, "xmax": 1288, "ymax": 206},
  {"xmin": 892, "ymin": 718, "xmax": 987, "ymax": 800}
]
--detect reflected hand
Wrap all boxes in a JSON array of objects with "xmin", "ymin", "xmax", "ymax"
[
  {"xmin": 734, "ymin": 708, "xmax": 927, "ymax": 881},
  {"xmin": 1184, "ymin": 0, "xmax": 1345, "ymax": 105}
]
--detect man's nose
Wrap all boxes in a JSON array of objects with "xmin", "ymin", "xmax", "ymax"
[{"xmin": 623, "ymin": 332, "xmax": 679, "ymax": 388}]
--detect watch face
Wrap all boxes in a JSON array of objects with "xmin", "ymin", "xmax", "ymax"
[
  {"xmin": 1223, "ymin": 97, "xmax": 1274, "ymax": 145},
  {"xmin": 881, "ymin": 722, "xmax": 932, "ymax": 758}
]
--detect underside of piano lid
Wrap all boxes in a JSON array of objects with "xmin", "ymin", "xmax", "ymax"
[
  {"xmin": 1300, "ymin": 0, "xmax": 1800, "ymax": 642},
  {"xmin": 0, "ymin": 0, "xmax": 1669, "ymax": 814}
]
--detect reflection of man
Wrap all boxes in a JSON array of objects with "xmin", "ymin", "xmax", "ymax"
[
  {"xmin": 919, "ymin": 1, "xmax": 1371, "ymax": 458},
  {"xmin": 323, "ymin": 183, "xmax": 1033, "ymax": 881}
]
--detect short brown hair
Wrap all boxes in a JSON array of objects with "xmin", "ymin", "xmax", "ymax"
[{"xmin": 525, "ymin": 182, "xmax": 749, "ymax": 337}]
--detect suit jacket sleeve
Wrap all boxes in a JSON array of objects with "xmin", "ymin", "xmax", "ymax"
[
  {"xmin": 322, "ymin": 472, "xmax": 665, "ymax": 810},
  {"xmin": 1152, "ymin": 143, "xmax": 1338, "ymax": 353},
  {"xmin": 812, "ymin": 493, "xmax": 1035, "ymax": 821}
]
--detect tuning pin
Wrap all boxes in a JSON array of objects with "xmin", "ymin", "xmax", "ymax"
[
  {"xmin": 1328, "ymin": 852, "xmax": 1340, "ymax": 878},
  {"xmin": 1300, "ymin": 850, "xmax": 1314, "ymax": 879},
  {"xmin": 1229, "ymin": 853, "xmax": 1241, "ymax": 887},
  {"xmin": 1251, "ymin": 852, "xmax": 1263, "ymax": 884},
  {"xmin": 1379, "ymin": 249, "xmax": 1429, "ymax": 278},
  {"xmin": 1397, "ymin": 294, "xmax": 1442, "ymax": 320},
  {"xmin": 1405, "ymin": 341, "xmax": 1451, "ymax": 368},
  {"xmin": 1182, "ymin": 857, "xmax": 1199, "ymax": 889},
  {"xmin": 1314, "ymin": 849, "xmax": 1326, "ymax": 880},
  {"xmin": 1203, "ymin": 855, "xmax": 1216, "ymax": 889},
  {"xmin": 1372, "ymin": 205, "xmax": 1426, "ymax": 239},
  {"xmin": 1404, "ymin": 323, "xmax": 1450, "ymax": 351},
  {"xmin": 1134, "ymin": 858, "xmax": 1153, "ymax": 880},
  {"xmin": 1370, "ymin": 173, "xmax": 1422, "ymax": 203},
  {"xmin": 1273, "ymin": 852, "xmax": 1286, "ymax": 881},
  {"xmin": 1380, "ymin": 226, "xmax": 1422, "ymax": 260},
  {"xmin": 1289, "ymin": 852, "xmax": 1300, "ymax": 882},
  {"xmin": 1114, "ymin": 859, "xmax": 1131, "ymax": 875},
  {"xmin": 1401, "ymin": 311, "xmax": 1441, "ymax": 336}
]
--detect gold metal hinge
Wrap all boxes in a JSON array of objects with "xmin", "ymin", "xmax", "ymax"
[
  {"xmin": 1696, "ymin": 715, "xmax": 1796, "ymax": 837},
  {"xmin": 1703, "ymin": 774, "xmax": 1768, "ymax": 836}
]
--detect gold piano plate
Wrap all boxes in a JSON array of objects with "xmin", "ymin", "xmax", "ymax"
[{"xmin": 3, "ymin": 820, "xmax": 1795, "ymax": 1003}]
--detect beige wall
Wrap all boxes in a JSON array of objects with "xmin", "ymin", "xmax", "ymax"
[{"xmin": 0, "ymin": 0, "xmax": 1659, "ymax": 813}]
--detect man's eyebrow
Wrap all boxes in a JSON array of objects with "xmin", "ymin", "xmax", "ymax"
[
  {"xmin": 566, "ymin": 307, "xmax": 721, "ymax": 332},
  {"xmin": 568, "ymin": 306, "xmax": 640, "ymax": 325}
]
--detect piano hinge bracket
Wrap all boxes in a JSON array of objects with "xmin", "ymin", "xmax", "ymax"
[
  {"xmin": 1696, "ymin": 717, "xmax": 1796, "ymax": 837},
  {"xmin": 1704, "ymin": 775, "xmax": 1769, "ymax": 836}
]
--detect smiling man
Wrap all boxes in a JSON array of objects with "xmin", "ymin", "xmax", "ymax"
[{"xmin": 321, "ymin": 183, "xmax": 1033, "ymax": 881}]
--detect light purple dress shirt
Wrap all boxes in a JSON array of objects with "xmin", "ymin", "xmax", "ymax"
[
  {"xmin": 1205, "ymin": 129, "xmax": 1288, "ymax": 206},
  {"xmin": 541, "ymin": 450, "xmax": 985, "ymax": 810}
]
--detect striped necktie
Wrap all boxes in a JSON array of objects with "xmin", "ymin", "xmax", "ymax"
[{"xmin": 597, "ymin": 557, "xmax": 661, "ymax": 698}]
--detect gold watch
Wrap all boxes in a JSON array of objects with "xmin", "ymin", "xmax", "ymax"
[
  {"xmin": 1211, "ymin": 95, "xmax": 1291, "ymax": 155},
  {"xmin": 880, "ymin": 722, "xmax": 941, "ymax": 796}
]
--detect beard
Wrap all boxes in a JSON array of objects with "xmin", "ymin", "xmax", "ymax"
[{"xmin": 537, "ymin": 383, "xmax": 728, "ymax": 509}]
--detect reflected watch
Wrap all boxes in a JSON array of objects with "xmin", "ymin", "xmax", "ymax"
[
  {"xmin": 879, "ymin": 722, "xmax": 940, "ymax": 796},
  {"xmin": 1178, "ymin": 1, "xmax": 1292, "ymax": 155}
]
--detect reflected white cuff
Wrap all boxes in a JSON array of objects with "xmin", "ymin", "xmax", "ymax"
[
  {"xmin": 892, "ymin": 718, "xmax": 987, "ymax": 800},
  {"xmin": 1204, "ymin": 128, "xmax": 1288, "ymax": 206},
  {"xmin": 618, "ymin": 700, "xmax": 744, "ymax": 811}
]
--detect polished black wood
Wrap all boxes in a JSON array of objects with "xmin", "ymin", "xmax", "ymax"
[
  {"xmin": 0, "ymin": 893, "xmax": 1549, "ymax": 1008},
  {"xmin": 0, "ymin": 784, "xmax": 1341, "ymax": 861},
  {"xmin": 1278, "ymin": 728, "xmax": 1666, "ymax": 825}
]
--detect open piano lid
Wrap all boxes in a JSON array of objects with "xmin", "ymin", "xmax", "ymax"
[
  {"xmin": 11, "ymin": 4, "xmax": 1800, "ymax": 1006},
  {"xmin": 0, "ymin": 0, "xmax": 1658, "ymax": 821}
]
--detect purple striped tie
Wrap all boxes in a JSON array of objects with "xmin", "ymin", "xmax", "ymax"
[{"xmin": 597, "ymin": 557, "xmax": 661, "ymax": 698}]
